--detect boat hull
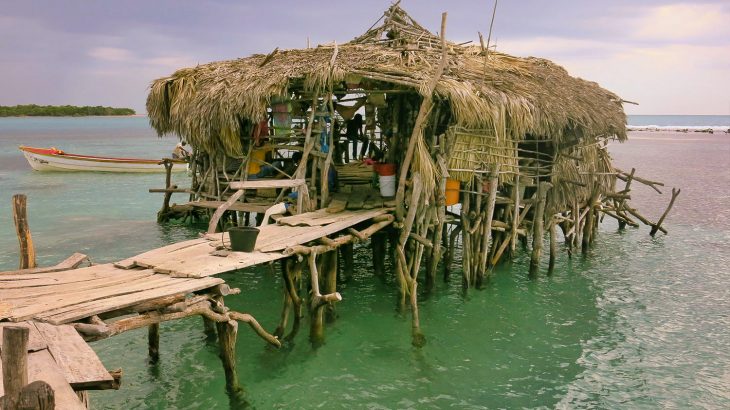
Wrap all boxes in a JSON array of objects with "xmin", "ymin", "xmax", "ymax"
[{"xmin": 19, "ymin": 146, "xmax": 188, "ymax": 173}]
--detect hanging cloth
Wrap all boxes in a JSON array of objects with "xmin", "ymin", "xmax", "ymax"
[{"xmin": 334, "ymin": 97, "xmax": 366, "ymax": 121}]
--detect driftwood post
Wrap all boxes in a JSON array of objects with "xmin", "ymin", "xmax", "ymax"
[
  {"xmin": 529, "ymin": 182, "xmax": 551, "ymax": 276},
  {"xmin": 12, "ymin": 194, "xmax": 36, "ymax": 270}
]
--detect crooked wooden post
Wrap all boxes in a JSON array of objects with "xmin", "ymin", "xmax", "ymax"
[{"xmin": 12, "ymin": 194, "xmax": 36, "ymax": 270}]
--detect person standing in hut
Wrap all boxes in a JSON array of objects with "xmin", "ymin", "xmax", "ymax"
[{"xmin": 345, "ymin": 113, "xmax": 368, "ymax": 161}]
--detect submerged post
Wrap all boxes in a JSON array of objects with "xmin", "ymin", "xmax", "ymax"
[{"xmin": 12, "ymin": 194, "xmax": 36, "ymax": 269}]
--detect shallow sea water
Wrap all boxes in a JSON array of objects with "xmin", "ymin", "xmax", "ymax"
[{"xmin": 0, "ymin": 118, "xmax": 728, "ymax": 409}]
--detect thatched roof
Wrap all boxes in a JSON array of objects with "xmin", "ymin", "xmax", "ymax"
[{"xmin": 147, "ymin": 5, "xmax": 627, "ymax": 156}]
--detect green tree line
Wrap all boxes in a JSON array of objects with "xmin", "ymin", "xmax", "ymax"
[{"xmin": 0, "ymin": 105, "xmax": 136, "ymax": 117}]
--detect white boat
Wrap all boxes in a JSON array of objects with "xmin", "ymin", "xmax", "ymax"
[{"xmin": 19, "ymin": 146, "xmax": 188, "ymax": 173}]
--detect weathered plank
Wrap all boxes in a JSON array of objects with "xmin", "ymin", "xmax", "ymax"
[
  {"xmin": 38, "ymin": 276, "xmax": 223, "ymax": 324},
  {"xmin": 258, "ymin": 208, "xmax": 393, "ymax": 252},
  {"xmin": 186, "ymin": 200, "xmax": 271, "ymax": 213},
  {"xmin": 26, "ymin": 349, "xmax": 86, "ymax": 409},
  {"xmin": 0, "ymin": 253, "xmax": 88, "ymax": 276},
  {"xmin": 121, "ymin": 238, "xmax": 208, "ymax": 268},
  {"xmin": 228, "ymin": 178, "xmax": 305, "ymax": 190},
  {"xmin": 33, "ymin": 322, "xmax": 114, "ymax": 390},
  {"xmin": 155, "ymin": 251, "xmax": 286, "ymax": 278},
  {"xmin": 0, "ymin": 270, "xmax": 155, "ymax": 301}
]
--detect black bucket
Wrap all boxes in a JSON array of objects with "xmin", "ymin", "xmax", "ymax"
[{"xmin": 228, "ymin": 227, "xmax": 260, "ymax": 252}]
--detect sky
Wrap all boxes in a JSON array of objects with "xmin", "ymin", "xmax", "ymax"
[{"xmin": 1, "ymin": 0, "xmax": 728, "ymax": 115}]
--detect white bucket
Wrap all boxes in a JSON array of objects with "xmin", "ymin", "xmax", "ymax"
[{"xmin": 379, "ymin": 174, "xmax": 396, "ymax": 197}]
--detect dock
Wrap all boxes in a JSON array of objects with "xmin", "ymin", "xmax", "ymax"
[{"xmin": 1, "ymin": 200, "xmax": 394, "ymax": 406}]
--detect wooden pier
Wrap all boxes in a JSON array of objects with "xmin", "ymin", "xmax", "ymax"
[{"xmin": 2, "ymin": 194, "xmax": 395, "ymax": 407}]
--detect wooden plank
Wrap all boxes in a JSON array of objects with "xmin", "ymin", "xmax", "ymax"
[
  {"xmin": 0, "ymin": 263, "xmax": 123, "ymax": 289},
  {"xmin": 6, "ymin": 271, "xmax": 181, "ymax": 321},
  {"xmin": 0, "ymin": 253, "xmax": 88, "ymax": 276},
  {"xmin": 259, "ymin": 208, "xmax": 393, "ymax": 252},
  {"xmin": 124, "ymin": 238, "xmax": 208, "ymax": 268},
  {"xmin": 156, "ymin": 251, "xmax": 286, "ymax": 278},
  {"xmin": 38, "ymin": 277, "xmax": 224, "ymax": 324},
  {"xmin": 0, "ymin": 270, "xmax": 156, "ymax": 301},
  {"xmin": 33, "ymin": 322, "xmax": 114, "ymax": 390},
  {"xmin": 228, "ymin": 178, "xmax": 305, "ymax": 190},
  {"xmin": 186, "ymin": 200, "xmax": 271, "ymax": 213},
  {"xmin": 26, "ymin": 349, "xmax": 86, "ymax": 409}
]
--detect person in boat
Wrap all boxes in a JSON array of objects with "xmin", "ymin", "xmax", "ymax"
[{"xmin": 172, "ymin": 141, "xmax": 190, "ymax": 159}]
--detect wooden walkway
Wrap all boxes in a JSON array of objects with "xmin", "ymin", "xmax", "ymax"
[
  {"xmin": 0, "ymin": 322, "xmax": 114, "ymax": 409},
  {"xmin": 1, "ymin": 206, "xmax": 394, "ymax": 405},
  {"xmin": 114, "ymin": 207, "xmax": 392, "ymax": 278}
]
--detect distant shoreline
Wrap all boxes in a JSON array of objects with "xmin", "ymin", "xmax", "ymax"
[{"xmin": 0, "ymin": 104, "xmax": 136, "ymax": 117}]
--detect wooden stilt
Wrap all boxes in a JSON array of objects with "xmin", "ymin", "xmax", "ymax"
[
  {"xmin": 323, "ymin": 250, "xmax": 338, "ymax": 323},
  {"xmin": 461, "ymin": 183, "xmax": 472, "ymax": 288},
  {"xmin": 202, "ymin": 316, "xmax": 217, "ymax": 340},
  {"xmin": 12, "ymin": 194, "xmax": 36, "ymax": 270},
  {"xmin": 371, "ymin": 232, "xmax": 387, "ymax": 276},
  {"xmin": 148, "ymin": 323, "xmax": 160, "ymax": 363},
  {"xmin": 341, "ymin": 243, "xmax": 354, "ymax": 281},
  {"xmin": 548, "ymin": 217, "xmax": 557, "ymax": 275},
  {"xmin": 282, "ymin": 257, "xmax": 304, "ymax": 342},
  {"xmin": 529, "ymin": 182, "xmax": 551, "ymax": 276},
  {"xmin": 216, "ymin": 319, "xmax": 241, "ymax": 393},
  {"xmin": 582, "ymin": 189, "xmax": 598, "ymax": 254},
  {"xmin": 477, "ymin": 165, "xmax": 500, "ymax": 285}
]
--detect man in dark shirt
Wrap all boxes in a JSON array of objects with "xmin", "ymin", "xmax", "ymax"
[{"xmin": 345, "ymin": 113, "xmax": 368, "ymax": 161}]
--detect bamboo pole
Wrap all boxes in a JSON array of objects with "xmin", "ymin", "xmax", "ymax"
[
  {"xmin": 548, "ymin": 216, "xmax": 557, "ymax": 274},
  {"xmin": 12, "ymin": 194, "xmax": 36, "ymax": 269}
]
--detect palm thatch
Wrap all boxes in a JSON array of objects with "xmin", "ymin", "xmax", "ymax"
[{"xmin": 147, "ymin": 4, "xmax": 626, "ymax": 157}]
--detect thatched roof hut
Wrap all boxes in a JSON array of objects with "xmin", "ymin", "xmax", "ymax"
[
  {"xmin": 147, "ymin": 5, "xmax": 626, "ymax": 152},
  {"xmin": 147, "ymin": 4, "xmax": 633, "ymax": 291}
]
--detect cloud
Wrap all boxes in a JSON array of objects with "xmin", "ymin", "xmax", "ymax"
[
  {"xmin": 88, "ymin": 47, "xmax": 134, "ymax": 62},
  {"xmin": 633, "ymin": 3, "xmax": 730, "ymax": 42}
]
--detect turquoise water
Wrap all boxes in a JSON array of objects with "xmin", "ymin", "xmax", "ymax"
[{"xmin": 1, "ymin": 117, "xmax": 729, "ymax": 409}]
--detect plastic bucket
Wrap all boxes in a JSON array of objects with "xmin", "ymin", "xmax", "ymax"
[
  {"xmin": 379, "ymin": 174, "xmax": 396, "ymax": 197},
  {"xmin": 377, "ymin": 163, "xmax": 396, "ymax": 176},
  {"xmin": 228, "ymin": 227, "xmax": 260, "ymax": 252},
  {"xmin": 445, "ymin": 178, "xmax": 460, "ymax": 206}
]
